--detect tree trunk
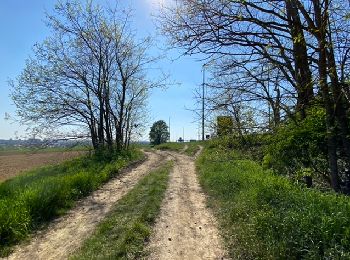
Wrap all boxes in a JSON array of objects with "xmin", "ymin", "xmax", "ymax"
[
  {"xmin": 285, "ymin": 0, "xmax": 314, "ymax": 118},
  {"xmin": 313, "ymin": 0, "xmax": 341, "ymax": 192}
]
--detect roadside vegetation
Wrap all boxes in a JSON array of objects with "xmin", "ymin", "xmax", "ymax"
[
  {"xmin": 159, "ymin": 0, "xmax": 350, "ymax": 194},
  {"xmin": 0, "ymin": 149, "xmax": 143, "ymax": 256},
  {"xmin": 197, "ymin": 140, "xmax": 350, "ymax": 259},
  {"xmin": 71, "ymin": 161, "xmax": 172, "ymax": 259},
  {"xmin": 154, "ymin": 142, "xmax": 201, "ymax": 157},
  {"xmin": 154, "ymin": 142, "xmax": 185, "ymax": 153}
]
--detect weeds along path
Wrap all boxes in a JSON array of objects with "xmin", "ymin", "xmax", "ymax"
[
  {"xmin": 6, "ymin": 150, "xmax": 166, "ymax": 260},
  {"xmin": 146, "ymin": 150, "xmax": 227, "ymax": 260}
]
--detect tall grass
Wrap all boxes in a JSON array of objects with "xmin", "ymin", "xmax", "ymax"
[
  {"xmin": 71, "ymin": 161, "xmax": 172, "ymax": 259},
  {"xmin": 0, "ymin": 149, "xmax": 142, "ymax": 256},
  {"xmin": 197, "ymin": 144, "xmax": 350, "ymax": 259}
]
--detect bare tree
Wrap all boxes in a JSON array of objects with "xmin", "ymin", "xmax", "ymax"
[{"xmin": 158, "ymin": 0, "xmax": 350, "ymax": 192}]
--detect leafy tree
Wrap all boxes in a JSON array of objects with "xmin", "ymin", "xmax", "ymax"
[
  {"xmin": 149, "ymin": 120, "xmax": 169, "ymax": 145},
  {"xmin": 11, "ymin": 0, "xmax": 165, "ymax": 151}
]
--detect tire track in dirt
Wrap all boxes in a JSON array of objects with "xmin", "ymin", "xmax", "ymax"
[
  {"xmin": 5, "ymin": 150, "xmax": 166, "ymax": 260},
  {"xmin": 146, "ymin": 150, "xmax": 227, "ymax": 260}
]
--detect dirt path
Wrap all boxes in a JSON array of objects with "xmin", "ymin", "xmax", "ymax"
[
  {"xmin": 146, "ymin": 151, "xmax": 227, "ymax": 260},
  {"xmin": 5, "ymin": 150, "xmax": 166, "ymax": 260}
]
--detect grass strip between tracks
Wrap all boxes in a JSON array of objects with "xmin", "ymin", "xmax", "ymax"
[
  {"xmin": 71, "ymin": 161, "xmax": 173, "ymax": 259},
  {"xmin": 154, "ymin": 142, "xmax": 201, "ymax": 156}
]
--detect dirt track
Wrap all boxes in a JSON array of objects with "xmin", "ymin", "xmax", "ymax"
[
  {"xmin": 0, "ymin": 151, "xmax": 84, "ymax": 183},
  {"xmin": 6, "ymin": 150, "xmax": 166, "ymax": 260},
  {"xmin": 146, "ymin": 150, "xmax": 227, "ymax": 260},
  {"xmin": 5, "ymin": 148, "xmax": 226, "ymax": 260}
]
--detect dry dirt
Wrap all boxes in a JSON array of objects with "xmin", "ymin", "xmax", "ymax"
[
  {"xmin": 4, "ymin": 148, "xmax": 227, "ymax": 260},
  {"xmin": 0, "ymin": 151, "xmax": 84, "ymax": 183},
  {"xmin": 146, "ymin": 150, "xmax": 227, "ymax": 260},
  {"xmin": 5, "ymin": 150, "xmax": 167, "ymax": 260}
]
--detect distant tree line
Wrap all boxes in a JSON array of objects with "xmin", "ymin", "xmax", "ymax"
[{"xmin": 159, "ymin": 0, "xmax": 350, "ymax": 192}]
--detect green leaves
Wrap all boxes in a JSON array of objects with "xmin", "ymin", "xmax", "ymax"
[{"xmin": 149, "ymin": 120, "xmax": 170, "ymax": 145}]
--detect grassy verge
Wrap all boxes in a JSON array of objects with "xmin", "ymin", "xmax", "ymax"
[
  {"xmin": 197, "ymin": 143, "xmax": 350, "ymax": 259},
  {"xmin": 71, "ymin": 161, "xmax": 172, "ymax": 259},
  {"xmin": 154, "ymin": 142, "xmax": 185, "ymax": 152},
  {"xmin": 154, "ymin": 142, "xmax": 202, "ymax": 156},
  {"xmin": 184, "ymin": 143, "xmax": 201, "ymax": 156},
  {"xmin": 0, "ymin": 149, "xmax": 143, "ymax": 256}
]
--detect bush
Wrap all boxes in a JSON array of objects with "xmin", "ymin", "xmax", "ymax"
[
  {"xmin": 265, "ymin": 107, "xmax": 329, "ymax": 187},
  {"xmin": 207, "ymin": 133, "xmax": 267, "ymax": 161}
]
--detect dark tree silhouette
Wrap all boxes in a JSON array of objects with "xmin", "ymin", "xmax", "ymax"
[{"xmin": 149, "ymin": 120, "xmax": 169, "ymax": 145}]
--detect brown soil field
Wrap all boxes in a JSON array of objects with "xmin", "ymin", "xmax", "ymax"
[{"xmin": 0, "ymin": 151, "xmax": 85, "ymax": 183}]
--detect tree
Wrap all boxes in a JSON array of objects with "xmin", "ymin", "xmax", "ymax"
[
  {"xmin": 11, "ymin": 0, "xmax": 164, "ymax": 151},
  {"xmin": 158, "ymin": 0, "xmax": 350, "ymax": 192},
  {"xmin": 149, "ymin": 120, "xmax": 169, "ymax": 145}
]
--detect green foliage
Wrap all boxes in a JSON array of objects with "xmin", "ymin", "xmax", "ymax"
[
  {"xmin": 71, "ymin": 162, "xmax": 172, "ymax": 259},
  {"xmin": 217, "ymin": 116, "xmax": 233, "ymax": 136},
  {"xmin": 197, "ymin": 144, "xmax": 350, "ymax": 258},
  {"xmin": 149, "ymin": 120, "xmax": 169, "ymax": 145},
  {"xmin": 0, "ymin": 149, "xmax": 143, "ymax": 256},
  {"xmin": 208, "ymin": 133, "xmax": 267, "ymax": 161},
  {"xmin": 266, "ymin": 107, "xmax": 328, "ymax": 183}
]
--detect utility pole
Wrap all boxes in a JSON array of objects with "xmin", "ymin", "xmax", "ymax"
[
  {"xmin": 202, "ymin": 65, "xmax": 205, "ymax": 141},
  {"xmin": 168, "ymin": 117, "xmax": 171, "ymax": 142}
]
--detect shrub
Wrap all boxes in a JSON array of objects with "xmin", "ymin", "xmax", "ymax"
[{"xmin": 265, "ymin": 107, "xmax": 329, "ymax": 186}]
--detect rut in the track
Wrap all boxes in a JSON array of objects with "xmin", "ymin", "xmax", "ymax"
[
  {"xmin": 146, "ymin": 151, "xmax": 227, "ymax": 260},
  {"xmin": 6, "ymin": 150, "xmax": 165, "ymax": 260}
]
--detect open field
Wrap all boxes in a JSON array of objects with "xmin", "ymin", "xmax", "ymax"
[{"xmin": 0, "ymin": 151, "xmax": 86, "ymax": 183}]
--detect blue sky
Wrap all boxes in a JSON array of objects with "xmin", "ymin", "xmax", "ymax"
[{"xmin": 0, "ymin": 0, "xmax": 205, "ymax": 141}]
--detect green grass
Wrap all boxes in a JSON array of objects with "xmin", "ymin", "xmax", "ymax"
[
  {"xmin": 0, "ymin": 149, "xmax": 143, "ymax": 256},
  {"xmin": 154, "ymin": 142, "xmax": 202, "ymax": 156},
  {"xmin": 71, "ymin": 161, "xmax": 172, "ymax": 260},
  {"xmin": 197, "ymin": 143, "xmax": 350, "ymax": 259},
  {"xmin": 183, "ymin": 142, "xmax": 201, "ymax": 156},
  {"xmin": 154, "ymin": 142, "xmax": 185, "ymax": 152}
]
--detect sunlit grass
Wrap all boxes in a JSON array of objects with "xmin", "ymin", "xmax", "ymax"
[
  {"xmin": 0, "ymin": 149, "xmax": 143, "ymax": 256},
  {"xmin": 71, "ymin": 161, "xmax": 172, "ymax": 259},
  {"xmin": 197, "ymin": 142, "xmax": 350, "ymax": 259},
  {"xmin": 154, "ymin": 141, "xmax": 203, "ymax": 156}
]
